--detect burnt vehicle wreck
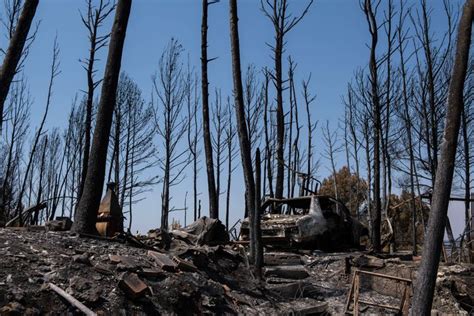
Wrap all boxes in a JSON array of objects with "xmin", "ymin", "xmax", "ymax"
[{"xmin": 240, "ymin": 195, "xmax": 368, "ymax": 251}]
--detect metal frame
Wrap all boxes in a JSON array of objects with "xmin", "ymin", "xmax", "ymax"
[{"xmin": 344, "ymin": 269, "xmax": 412, "ymax": 315}]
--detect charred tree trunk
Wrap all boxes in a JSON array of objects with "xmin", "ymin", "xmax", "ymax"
[
  {"xmin": 461, "ymin": 108, "xmax": 472, "ymax": 255},
  {"xmin": 72, "ymin": 0, "xmax": 132, "ymax": 234},
  {"xmin": 398, "ymin": 4, "xmax": 418, "ymax": 255},
  {"xmin": 229, "ymin": 0, "xmax": 256, "ymax": 258},
  {"xmin": 32, "ymin": 136, "xmax": 48, "ymax": 225},
  {"xmin": 363, "ymin": 0, "xmax": 382, "ymax": 252},
  {"xmin": 261, "ymin": 0, "xmax": 313, "ymax": 207},
  {"xmin": 412, "ymin": 1, "xmax": 473, "ymax": 313},
  {"xmin": 201, "ymin": 0, "xmax": 219, "ymax": 219},
  {"xmin": 263, "ymin": 69, "xmax": 274, "ymax": 198},
  {"xmin": 274, "ymin": 21, "xmax": 285, "ymax": 204},
  {"xmin": 0, "ymin": 0, "xmax": 39, "ymax": 132},
  {"xmin": 78, "ymin": 0, "xmax": 114, "ymax": 200},
  {"xmin": 254, "ymin": 148, "xmax": 263, "ymax": 280}
]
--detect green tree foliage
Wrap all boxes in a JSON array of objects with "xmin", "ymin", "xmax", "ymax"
[{"xmin": 319, "ymin": 166, "xmax": 368, "ymax": 216}]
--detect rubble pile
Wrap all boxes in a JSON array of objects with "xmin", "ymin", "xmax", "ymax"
[
  {"xmin": 0, "ymin": 224, "xmax": 472, "ymax": 315},
  {"xmin": 0, "ymin": 227, "xmax": 263, "ymax": 314}
]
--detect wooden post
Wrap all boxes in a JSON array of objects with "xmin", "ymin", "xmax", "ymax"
[
  {"xmin": 254, "ymin": 148, "xmax": 263, "ymax": 280},
  {"xmin": 470, "ymin": 192, "xmax": 474, "ymax": 244},
  {"xmin": 353, "ymin": 271, "xmax": 360, "ymax": 316},
  {"xmin": 344, "ymin": 270, "xmax": 356, "ymax": 313},
  {"xmin": 470, "ymin": 192, "xmax": 474, "ymax": 261}
]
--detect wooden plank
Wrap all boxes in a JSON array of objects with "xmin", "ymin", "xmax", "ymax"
[
  {"xmin": 344, "ymin": 271, "xmax": 356, "ymax": 313},
  {"xmin": 358, "ymin": 300, "xmax": 400, "ymax": 311},
  {"xmin": 399, "ymin": 285, "xmax": 408, "ymax": 312},
  {"xmin": 49, "ymin": 283, "xmax": 96, "ymax": 316},
  {"xmin": 353, "ymin": 272, "xmax": 360, "ymax": 316},
  {"xmin": 401, "ymin": 286, "xmax": 411, "ymax": 315},
  {"xmin": 357, "ymin": 270, "xmax": 412, "ymax": 283}
]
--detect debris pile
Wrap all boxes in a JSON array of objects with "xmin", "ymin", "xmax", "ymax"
[{"xmin": 0, "ymin": 223, "xmax": 472, "ymax": 314}]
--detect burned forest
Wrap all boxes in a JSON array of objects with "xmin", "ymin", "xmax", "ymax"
[{"xmin": 0, "ymin": 0, "xmax": 474, "ymax": 315}]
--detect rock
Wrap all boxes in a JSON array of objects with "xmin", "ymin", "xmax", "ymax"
[
  {"xmin": 108, "ymin": 254, "xmax": 142, "ymax": 271},
  {"xmin": 24, "ymin": 307, "xmax": 40, "ymax": 316},
  {"xmin": 0, "ymin": 302, "xmax": 25, "ymax": 315},
  {"xmin": 72, "ymin": 253, "xmax": 91, "ymax": 265},
  {"xmin": 45, "ymin": 217, "xmax": 72, "ymax": 231},
  {"xmin": 109, "ymin": 254, "xmax": 122, "ymax": 264},
  {"xmin": 118, "ymin": 273, "xmax": 149, "ymax": 299},
  {"xmin": 148, "ymin": 251, "xmax": 177, "ymax": 272},
  {"xmin": 172, "ymin": 217, "xmax": 229, "ymax": 246},
  {"xmin": 351, "ymin": 255, "xmax": 385, "ymax": 268},
  {"xmin": 93, "ymin": 263, "xmax": 114, "ymax": 275},
  {"xmin": 68, "ymin": 276, "xmax": 102, "ymax": 304}
]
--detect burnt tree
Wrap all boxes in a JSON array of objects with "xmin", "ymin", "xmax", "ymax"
[
  {"xmin": 78, "ymin": 0, "xmax": 114, "ymax": 200},
  {"xmin": 0, "ymin": 0, "xmax": 39, "ymax": 132},
  {"xmin": 72, "ymin": 0, "xmax": 132, "ymax": 234},
  {"xmin": 363, "ymin": 0, "xmax": 382, "ymax": 252},
  {"xmin": 411, "ymin": 0, "xmax": 473, "ymax": 313},
  {"xmin": 261, "ymin": 0, "xmax": 313, "ymax": 205},
  {"xmin": 201, "ymin": 0, "xmax": 219, "ymax": 219},
  {"xmin": 229, "ymin": 0, "xmax": 256, "ymax": 260}
]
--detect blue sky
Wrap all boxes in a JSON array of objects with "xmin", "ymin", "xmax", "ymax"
[{"xmin": 12, "ymin": 0, "xmax": 466, "ymax": 236}]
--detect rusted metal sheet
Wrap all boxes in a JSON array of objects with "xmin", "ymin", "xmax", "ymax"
[{"xmin": 96, "ymin": 182, "xmax": 123, "ymax": 237}]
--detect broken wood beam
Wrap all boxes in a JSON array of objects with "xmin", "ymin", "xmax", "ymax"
[
  {"xmin": 5, "ymin": 202, "xmax": 47, "ymax": 227},
  {"xmin": 357, "ymin": 270, "xmax": 412, "ymax": 283},
  {"xmin": 357, "ymin": 300, "xmax": 400, "ymax": 311},
  {"xmin": 48, "ymin": 282, "xmax": 96, "ymax": 316}
]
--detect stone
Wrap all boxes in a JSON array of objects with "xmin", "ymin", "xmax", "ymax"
[
  {"xmin": 0, "ymin": 302, "xmax": 26, "ymax": 315},
  {"xmin": 93, "ymin": 263, "xmax": 114, "ymax": 275},
  {"xmin": 108, "ymin": 254, "xmax": 141, "ymax": 270},
  {"xmin": 72, "ymin": 253, "xmax": 91, "ymax": 265},
  {"xmin": 45, "ymin": 217, "xmax": 72, "ymax": 231}
]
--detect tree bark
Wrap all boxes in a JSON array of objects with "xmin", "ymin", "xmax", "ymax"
[
  {"xmin": 0, "ymin": 0, "xmax": 39, "ymax": 133},
  {"xmin": 229, "ymin": 0, "xmax": 256, "ymax": 255},
  {"xmin": 254, "ymin": 148, "xmax": 263, "ymax": 280},
  {"xmin": 72, "ymin": 0, "xmax": 132, "ymax": 234},
  {"xmin": 274, "ymin": 10, "xmax": 285, "ymax": 205},
  {"xmin": 363, "ymin": 0, "xmax": 382, "ymax": 252},
  {"xmin": 411, "ymin": 1, "xmax": 473, "ymax": 313},
  {"xmin": 201, "ymin": 0, "xmax": 219, "ymax": 219}
]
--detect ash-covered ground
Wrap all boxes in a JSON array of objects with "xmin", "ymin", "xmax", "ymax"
[{"xmin": 0, "ymin": 227, "xmax": 471, "ymax": 315}]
